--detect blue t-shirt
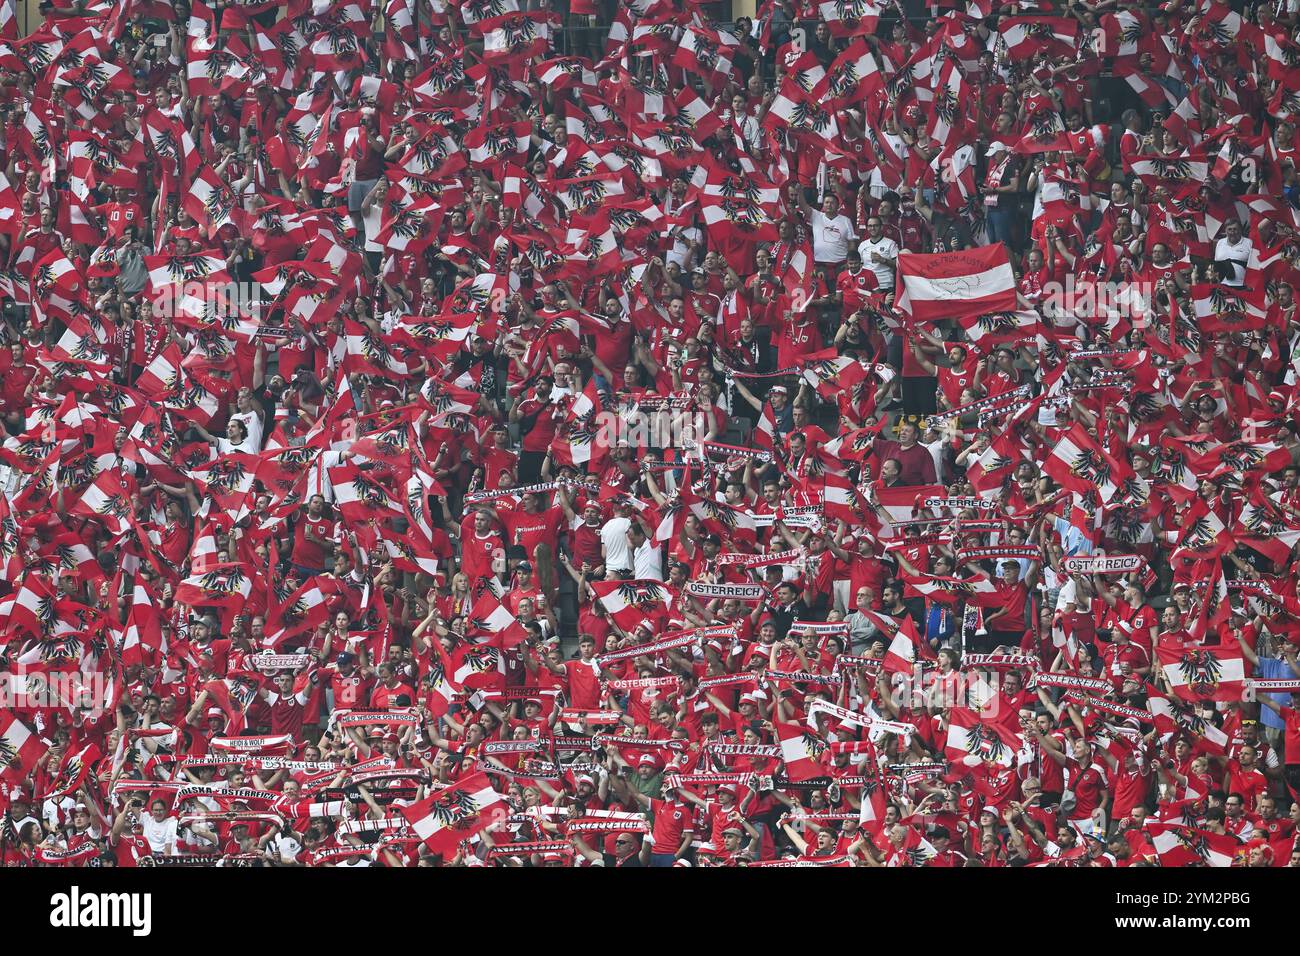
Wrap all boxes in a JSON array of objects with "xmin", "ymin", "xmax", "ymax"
[{"xmin": 1256, "ymin": 657, "xmax": 1292, "ymax": 731}]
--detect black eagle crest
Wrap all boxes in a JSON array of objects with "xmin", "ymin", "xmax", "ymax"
[
  {"xmin": 351, "ymin": 473, "xmax": 391, "ymax": 511},
  {"xmin": 827, "ymin": 61, "xmax": 861, "ymax": 101},
  {"xmin": 692, "ymin": 35, "xmax": 720, "ymax": 73},
  {"xmin": 1143, "ymin": 157, "xmax": 1194, "ymax": 180},
  {"xmin": 976, "ymin": 312, "xmax": 1019, "ymax": 335},
  {"xmin": 95, "ymin": 493, "xmax": 132, "ymax": 521},
  {"xmin": 427, "ymin": 787, "xmax": 482, "ymax": 829},
  {"xmin": 1171, "ymin": 825, "xmax": 1213, "ymax": 861},
  {"xmin": 615, "ymin": 581, "xmax": 668, "ymax": 611},
  {"xmin": 963, "ymin": 721, "xmax": 1009, "ymax": 761},
  {"xmin": 1176, "ymin": 650, "xmax": 1223, "ymax": 696},
  {"xmin": 199, "ymin": 568, "xmax": 247, "ymax": 595},
  {"xmin": 935, "ymin": 85, "xmax": 961, "ymax": 128},
  {"xmin": 1218, "ymin": 442, "xmax": 1265, "ymax": 471},
  {"xmin": 788, "ymin": 100, "xmax": 833, "ymax": 135},
  {"xmin": 166, "ymin": 255, "xmax": 216, "ymax": 283},
  {"xmin": 0, "ymin": 735, "xmax": 18, "ymax": 770},
  {"xmin": 1068, "ymin": 448, "xmax": 1111, "ymax": 488}
]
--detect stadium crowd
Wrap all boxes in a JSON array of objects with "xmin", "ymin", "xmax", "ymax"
[{"xmin": 0, "ymin": 0, "xmax": 1298, "ymax": 868}]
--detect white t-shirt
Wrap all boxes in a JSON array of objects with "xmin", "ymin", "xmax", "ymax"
[
  {"xmin": 632, "ymin": 538, "xmax": 664, "ymax": 581},
  {"xmin": 142, "ymin": 815, "xmax": 178, "ymax": 854},
  {"xmin": 217, "ymin": 435, "xmax": 257, "ymax": 455},
  {"xmin": 600, "ymin": 517, "xmax": 632, "ymax": 572},
  {"xmin": 363, "ymin": 191, "xmax": 386, "ymax": 254},
  {"xmin": 857, "ymin": 235, "xmax": 899, "ymax": 289},
  {"xmin": 1214, "ymin": 236, "xmax": 1252, "ymax": 287},
  {"xmin": 1054, "ymin": 578, "xmax": 1078, "ymax": 612},
  {"xmin": 230, "ymin": 409, "xmax": 264, "ymax": 451},
  {"xmin": 809, "ymin": 210, "xmax": 857, "ymax": 264}
]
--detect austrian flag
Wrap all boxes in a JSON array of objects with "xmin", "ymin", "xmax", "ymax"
[
  {"xmin": 400, "ymin": 771, "xmax": 507, "ymax": 853},
  {"xmin": 0, "ymin": 711, "xmax": 46, "ymax": 784},
  {"xmin": 588, "ymin": 579, "xmax": 674, "ymax": 630},
  {"xmin": 944, "ymin": 707, "xmax": 1022, "ymax": 767},
  {"xmin": 1156, "ymin": 645, "xmax": 1247, "ymax": 703},
  {"xmin": 174, "ymin": 562, "xmax": 252, "ymax": 611},
  {"xmin": 776, "ymin": 720, "xmax": 828, "ymax": 782},
  {"xmin": 1147, "ymin": 823, "xmax": 1237, "ymax": 867},
  {"xmin": 895, "ymin": 245, "xmax": 1017, "ymax": 323}
]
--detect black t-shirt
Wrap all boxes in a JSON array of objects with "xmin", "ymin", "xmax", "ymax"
[{"xmin": 768, "ymin": 598, "xmax": 812, "ymax": 639}]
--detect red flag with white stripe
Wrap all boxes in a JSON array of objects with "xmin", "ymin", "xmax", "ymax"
[
  {"xmin": 895, "ymin": 245, "xmax": 1017, "ymax": 323},
  {"xmin": 776, "ymin": 720, "xmax": 828, "ymax": 782},
  {"xmin": 944, "ymin": 707, "xmax": 1021, "ymax": 767},
  {"xmin": 1156, "ymin": 645, "xmax": 1247, "ymax": 703},
  {"xmin": 0, "ymin": 711, "xmax": 48, "ymax": 784},
  {"xmin": 400, "ymin": 771, "xmax": 507, "ymax": 854},
  {"xmin": 588, "ymin": 579, "xmax": 674, "ymax": 630},
  {"xmin": 1147, "ymin": 823, "xmax": 1238, "ymax": 867}
]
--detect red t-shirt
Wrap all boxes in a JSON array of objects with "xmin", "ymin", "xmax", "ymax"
[
  {"xmin": 328, "ymin": 668, "xmax": 376, "ymax": 709},
  {"xmin": 1110, "ymin": 766, "xmax": 1149, "ymax": 820},
  {"xmin": 990, "ymin": 581, "xmax": 1029, "ymax": 633},
  {"xmin": 649, "ymin": 798, "xmax": 693, "ymax": 854},
  {"xmin": 1280, "ymin": 707, "xmax": 1300, "ymax": 765},
  {"xmin": 502, "ymin": 506, "xmax": 563, "ymax": 556},
  {"xmin": 95, "ymin": 201, "xmax": 145, "ymax": 240},
  {"xmin": 516, "ymin": 396, "xmax": 562, "ymax": 453},
  {"xmin": 1066, "ymin": 759, "xmax": 1107, "ymax": 821},
  {"xmin": 460, "ymin": 529, "xmax": 503, "ymax": 584},
  {"xmin": 563, "ymin": 658, "xmax": 602, "ymax": 709},
  {"xmin": 293, "ymin": 515, "xmax": 336, "ymax": 571}
]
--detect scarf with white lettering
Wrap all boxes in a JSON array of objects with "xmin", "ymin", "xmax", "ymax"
[
  {"xmin": 686, "ymin": 581, "xmax": 766, "ymax": 602},
  {"xmin": 564, "ymin": 816, "xmax": 650, "ymax": 834},
  {"xmin": 665, "ymin": 772, "xmax": 754, "ymax": 789},
  {"xmin": 593, "ymin": 734, "xmax": 688, "ymax": 752},
  {"xmin": 715, "ymin": 547, "xmax": 805, "ymax": 568},
  {"xmin": 487, "ymin": 841, "xmax": 575, "ymax": 859},
  {"xmin": 1031, "ymin": 673, "xmax": 1112, "ymax": 694},
  {"xmin": 477, "ymin": 759, "xmax": 565, "ymax": 782},
  {"xmin": 1063, "ymin": 692, "xmax": 1156, "ymax": 725},
  {"xmin": 706, "ymin": 743, "xmax": 780, "ymax": 757},
  {"xmin": 1061, "ymin": 554, "xmax": 1144, "ymax": 574},
  {"xmin": 924, "ymin": 384, "xmax": 1031, "ymax": 430},
  {"xmin": 955, "ymin": 545, "xmax": 1041, "ymax": 564},
  {"xmin": 701, "ymin": 440, "xmax": 772, "ymax": 463},
  {"xmin": 605, "ymin": 676, "xmax": 680, "ymax": 691},
  {"xmin": 698, "ymin": 673, "xmax": 760, "ymax": 691},
  {"xmin": 463, "ymin": 478, "xmax": 598, "ymax": 505},
  {"xmin": 792, "ymin": 621, "xmax": 850, "ymax": 635},
  {"xmin": 806, "ymin": 700, "xmax": 915, "ymax": 738},
  {"xmin": 924, "ymin": 496, "xmax": 998, "ymax": 512},
  {"xmin": 962, "ymin": 654, "xmax": 1041, "ymax": 670},
  {"xmin": 335, "ymin": 709, "xmax": 421, "ymax": 729},
  {"xmin": 176, "ymin": 786, "xmax": 280, "ymax": 806}
]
